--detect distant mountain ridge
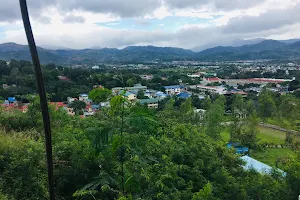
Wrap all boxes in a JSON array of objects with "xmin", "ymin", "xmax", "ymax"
[{"xmin": 1, "ymin": 39, "xmax": 300, "ymax": 64}]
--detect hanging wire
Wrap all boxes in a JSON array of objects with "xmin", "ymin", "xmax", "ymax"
[{"xmin": 19, "ymin": 0, "xmax": 55, "ymax": 199}]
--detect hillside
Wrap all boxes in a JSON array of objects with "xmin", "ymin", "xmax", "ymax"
[{"xmin": 1, "ymin": 40, "xmax": 300, "ymax": 64}]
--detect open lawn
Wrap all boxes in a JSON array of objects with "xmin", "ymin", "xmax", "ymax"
[
  {"xmin": 221, "ymin": 125, "xmax": 287, "ymax": 145},
  {"xmin": 251, "ymin": 148, "xmax": 296, "ymax": 167},
  {"xmin": 257, "ymin": 125, "xmax": 286, "ymax": 144}
]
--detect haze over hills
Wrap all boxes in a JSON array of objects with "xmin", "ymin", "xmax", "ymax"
[{"xmin": 1, "ymin": 39, "xmax": 300, "ymax": 64}]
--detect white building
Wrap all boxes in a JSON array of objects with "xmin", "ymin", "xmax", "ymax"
[
  {"xmin": 79, "ymin": 94, "xmax": 89, "ymax": 102},
  {"xmin": 196, "ymin": 85, "xmax": 227, "ymax": 95},
  {"xmin": 164, "ymin": 85, "xmax": 183, "ymax": 95}
]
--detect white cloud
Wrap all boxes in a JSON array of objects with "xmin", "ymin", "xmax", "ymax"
[{"xmin": 0, "ymin": 0, "xmax": 299, "ymax": 51}]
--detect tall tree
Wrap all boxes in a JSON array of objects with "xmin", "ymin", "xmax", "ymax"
[
  {"xmin": 258, "ymin": 90, "xmax": 277, "ymax": 121},
  {"xmin": 89, "ymin": 88, "xmax": 111, "ymax": 103}
]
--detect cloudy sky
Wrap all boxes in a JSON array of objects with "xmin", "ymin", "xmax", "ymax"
[{"xmin": 0, "ymin": 0, "xmax": 300, "ymax": 50}]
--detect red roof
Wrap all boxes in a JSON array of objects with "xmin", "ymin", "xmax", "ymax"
[
  {"xmin": 49, "ymin": 102, "xmax": 66, "ymax": 110},
  {"xmin": 248, "ymin": 78, "xmax": 285, "ymax": 83},
  {"xmin": 207, "ymin": 77, "xmax": 220, "ymax": 82},
  {"xmin": 58, "ymin": 76, "xmax": 70, "ymax": 81}
]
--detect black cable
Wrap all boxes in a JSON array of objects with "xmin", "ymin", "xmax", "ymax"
[{"xmin": 19, "ymin": 1, "xmax": 55, "ymax": 199}]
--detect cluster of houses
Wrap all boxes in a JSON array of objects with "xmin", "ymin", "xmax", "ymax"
[{"xmin": 111, "ymin": 84, "xmax": 192, "ymax": 109}]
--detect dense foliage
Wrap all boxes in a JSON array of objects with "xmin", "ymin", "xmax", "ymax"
[
  {"xmin": 0, "ymin": 94, "xmax": 299, "ymax": 200},
  {"xmin": 0, "ymin": 60, "xmax": 300, "ymax": 199}
]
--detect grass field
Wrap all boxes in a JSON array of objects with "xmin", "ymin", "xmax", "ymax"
[
  {"xmin": 221, "ymin": 125, "xmax": 287, "ymax": 145},
  {"xmin": 251, "ymin": 148, "xmax": 296, "ymax": 167},
  {"xmin": 221, "ymin": 125, "xmax": 294, "ymax": 167},
  {"xmin": 257, "ymin": 125, "xmax": 286, "ymax": 144}
]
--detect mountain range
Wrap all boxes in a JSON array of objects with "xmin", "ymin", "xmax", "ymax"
[{"xmin": 1, "ymin": 39, "xmax": 300, "ymax": 64}]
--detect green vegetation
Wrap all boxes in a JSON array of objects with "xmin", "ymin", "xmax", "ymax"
[
  {"xmin": 257, "ymin": 126, "xmax": 286, "ymax": 144},
  {"xmin": 252, "ymin": 148, "xmax": 297, "ymax": 167},
  {"xmin": 0, "ymin": 60, "xmax": 300, "ymax": 199},
  {"xmin": 0, "ymin": 97, "xmax": 298, "ymax": 199}
]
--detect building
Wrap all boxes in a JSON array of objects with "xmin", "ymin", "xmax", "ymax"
[
  {"xmin": 7, "ymin": 97, "xmax": 16, "ymax": 104},
  {"xmin": 240, "ymin": 156, "xmax": 286, "ymax": 176},
  {"xmin": 140, "ymin": 75, "xmax": 153, "ymax": 80},
  {"xmin": 187, "ymin": 73, "xmax": 201, "ymax": 78},
  {"xmin": 79, "ymin": 94, "xmax": 89, "ymax": 102},
  {"xmin": 164, "ymin": 85, "xmax": 183, "ymax": 95},
  {"xmin": 155, "ymin": 91, "xmax": 168, "ymax": 99},
  {"xmin": 194, "ymin": 109, "xmax": 206, "ymax": 120},
  {"xmin": 112, "ymin": 84, "xmax": 147, "ymax": 95},
  {"xmin": 202, "ymin": 77, "xmax": 221, "ymax": 85},
  {"xmin": 119, "ymin": 91, "xmax": 137, "ymax": 101},
  {"xmin": 223, "ymin": 78, "xmax": 292, "ymax": 86},
  {"xmin": 58, "ymin": 76, "xmax": 70, "ymax": 81},
  {"xmin": 196, "ymin": 85, "xmax": 227, "ymax": 95},
  {"xmin": 67, "ymin": 97, "xmax": 78, "ymax": 104},
  {"xmin": 138, "ymin": 98, "xmax": 162, "ymax": 109},
  {"xmin": 92, "ymin": 65, "xmax": 100, "ymax": 70},
  {"xmin": 177, "ymin": 92, "xmax": 191, "ymax": 99},
  {"xmin": 227, "ymin": 143, "xmax": 249, "ymax": 154}
]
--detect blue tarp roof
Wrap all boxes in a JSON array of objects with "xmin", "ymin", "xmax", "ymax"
[
  {"xmin": 240, "ymin": 155, "xmax": 286, "ymax": 176},
  {"xmin": 177, "ymin": 92, "xmax": 191, "ymax": 98},
  {"xmin": 164, "ymin": 85, "xmax": 182, "ymax": 89},
  {"xmin": 8, "ymin": 97, "xmax": 16, "ymax": 102}
]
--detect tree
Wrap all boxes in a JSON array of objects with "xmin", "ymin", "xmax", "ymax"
[
  {"xmin": 258, "ymin": 90, "xmax": 277, "ymax": 121},
  {"xmin": 89, "ymin": 88, "xmax": 111, "ymax": 103},
  {"xmin": 70, "ymin": 100, "xmax": 86, "ymax": 113},
  {"xmin": 205, "ymin": 101, "xmax": 224, "ymax": 139},
  {"xmin": 191, "ymin": 94, "xmax": 201, "ymax": 109},
  {"xmin": 137, "ymin": 90, "xmax": 148, "ymax": 99},
  {"xmin": 231, "ymin": 94, "xmax": 244, "ymax": 118}
]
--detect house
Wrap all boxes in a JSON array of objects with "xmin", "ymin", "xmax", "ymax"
[
  {"xmin": 2, "ymin": 84, "xmax": 9, "ymax": 89},
  {"xmin": 164, "ymin": 85, "xmax": 183, "ymax": 95},
  {"xmin": 138, "ymin": 98, "xmax": 162, "ymax": 109},
  {"xmin": 84, "ymin": 111, "xmax": 95, "ymax": 117},
  {"xmin": 8, "ymin": 97, "xmax": 16, "ymax": 104},
  {"xmin": 100, "ymin": 102, "xmax": 110, "ymax": 108},
  {"xmin": 187, "ymin": 73, "xmax": 201, "ymax": 78},
  {"xmin": 155, "ymin": 91, "xmax": 168, "ymax": 99},
  {"xmin": 92, "ymin": 65, "xmax": 100, "ymax": 70},
  {"xmin": 91, "ymin": 104, "xmax": 100, "ymax": 111},
  {"xmin": 194, "ymin": 109, "xmax": 206, "ymax": 120},
  {"xmin": 49, "ymin": 102, "xmax": 66, "ymax": 110},
  {"xmin": 177, "ymin": 92, "xmax": 191, "ymax": 99},
  {"xmin": 79, "ymin": 94, "xmax": 89, "ymax": 102},
  {"xmin": 67, "ymin": 97, "xmax": 78, "ymax": 104},
  {"xmin": 240, "ymin": 156, "xmax": 286, "ymax": 176},
  {"xmin": 58, "ymin": 76, "xmax": 70, "ymax": 81},
  {"xmin": 119, "ymin": 91, "xmax": 137, "ymax": 101},
  {"xmin": 140, "ymin": 75, "xmax": 153, "ymax": 80}
]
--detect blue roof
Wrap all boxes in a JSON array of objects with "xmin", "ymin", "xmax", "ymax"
[
  {"xmin": 240, "ymin": 156, "xmax": 286, "ymax": 176},
  {"xmin": 92, "ymin": 104, "xmax": 100, "ymax": 109},
  {"xmin": 156, "ymin": 92, "xmax": 167, "ymax": 97},
  {"xmin": 8, "ymin": 97, "xmax": 16, "ymax": 102},
  {"xmin": 227, "ymin": 143, "xmax": 249, "ymax": 154},
  {"xmin": 177, "ymin": 92, "xmax": 191, "ymax": 98},
  {"xmin": 80, "ymin": 94, "xmax": 88, "ymax": 97},
  {"xmin": 164, "ymin": 85, "xmax": 182, "ymax": 89}
]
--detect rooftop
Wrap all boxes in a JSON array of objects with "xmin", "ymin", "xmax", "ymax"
[
  {"xmin": 138, "ymin": 98, "xmax": 161, "ymax": 104},
  {"xmin": 240, "ymin": 155, "xmax": 286, "ymax": 176}
]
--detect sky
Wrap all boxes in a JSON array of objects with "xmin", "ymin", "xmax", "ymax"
[{"xmin": 0, "ymin": 0, "xmax": 300, "ymax": 50}]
